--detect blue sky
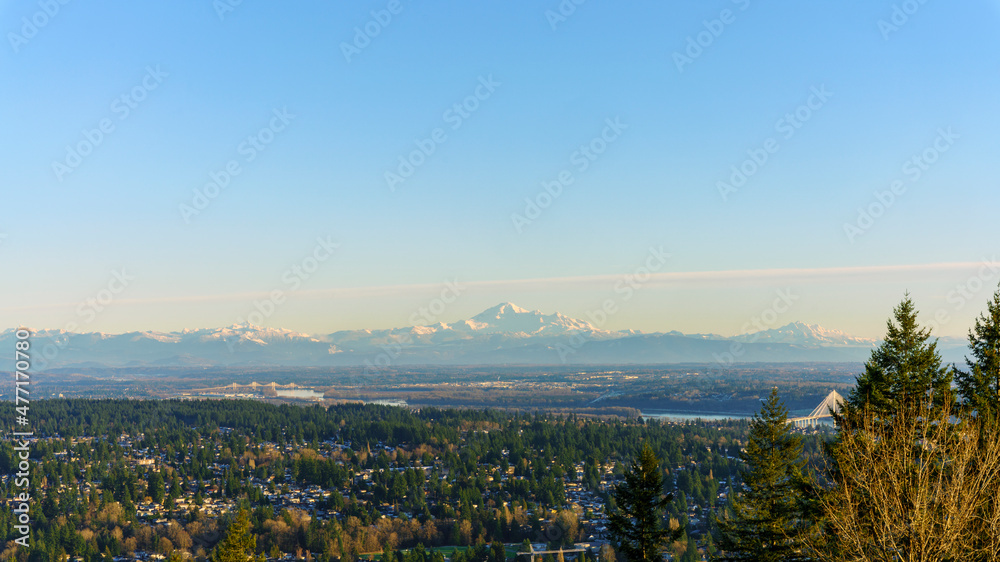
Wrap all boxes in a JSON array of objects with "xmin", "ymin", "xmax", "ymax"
[{"xmin": 2, "ymin": 1, "xmax": 999, "ymax": 339}]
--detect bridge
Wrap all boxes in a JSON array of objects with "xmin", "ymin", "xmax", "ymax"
[
  {"xmin": 787, "ymin": 390, "xmax": 844, "ymax": 428},
  {"xmin": 517, "ymin": 548, "xmax": 587, "ymax": 562},
  {"xmin": 192, "ymin": 381, "xmax": 311, "ymax": 394}
]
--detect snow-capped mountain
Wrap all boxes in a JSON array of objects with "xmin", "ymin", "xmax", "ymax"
[
  {"xmin": 463, "ymin": 302, "xmax": 598, "ymax": 335},
  {"xmin": 325, "ymin": 302, "xmax": 626, "ymax": 351},
  {"xmin": 186, "ymin": 324, "xmax": 323, "ymax": 346},
  {"xmin": 730, "ymin": 322, "xmax": 877, "ymax": 347},
  {"xmin": 1, "ymin": 304, "xmax": 969, "ymax": 368},
  {"xmin": 4, "ymin": 324, "xmax": 334, "ymax": 368}
]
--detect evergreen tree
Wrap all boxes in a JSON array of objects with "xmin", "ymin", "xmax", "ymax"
[
  {"xmin": 382, "ymin": 544, "xmax": 397, "ymax": 562},
  {"xmin": 607, "ymin": 443, "xmax": 681, "ymax": 562},
  {"xmin": 148, "ymin": 471, "xmax": 165, "ymax": 504},
  {"xmin": 705, "ymin": 533, "xmax": 717, "ymax": 559},
  {"xmin": 714, "ymin": 388, "xmax": 808, "ymax": 561},
  {"xmin": 955, "ymin": 286, "xmax": 1000, "ymax": 420},
  {"xmin": 489, "ymin": 541, "xmax": 507, "ymax": 562},
  {"xmin": 213, "ymin": 509, "xmax": 261, "ymax": 562},
  {"xmin": 680, "ymin": 535, "xmax": 698, "ymax": 562},
  {"xmin": 840, "ymin": 295, "xmax": 952, "ymax": 423}
]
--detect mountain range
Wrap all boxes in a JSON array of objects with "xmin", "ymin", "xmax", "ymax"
[{"xmin": 3, "ymin": 302, "xmax": 971, "ymax": 369}]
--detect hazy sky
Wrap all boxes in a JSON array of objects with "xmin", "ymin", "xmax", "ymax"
[{"xmin": 2, "ymin": 1, "xmax": 999, "ymax": 339}]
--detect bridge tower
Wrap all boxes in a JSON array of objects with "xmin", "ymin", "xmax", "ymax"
[{"xmin": 787, "ymin": 390, "xmax": 844, "ymax": 428}]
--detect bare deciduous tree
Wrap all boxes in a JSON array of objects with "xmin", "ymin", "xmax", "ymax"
[{"xmin": 815, "ymin": 400, "xmax": 1000, "ymax": 561}]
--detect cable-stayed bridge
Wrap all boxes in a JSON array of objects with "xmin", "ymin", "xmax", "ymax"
[{"xmin": 787, "ymin": 390, "xmax": 844, "ymax": 427}]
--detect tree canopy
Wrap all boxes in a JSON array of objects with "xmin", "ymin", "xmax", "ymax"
[
  {"xmin": 608, "ymin": 443, "xmax": 680, "ymax": 561},
  {"xmin": 714, "ymin": 388, "xmax": 810, "ymax": 561},
  {"xmin": 955, "ymin": 286, "xmax": 1000, "ymax": 420},
  {"xmin": 841, "ymin": 295, "xmax": 952, "ymax": 424},
  {"xmin": 212, "ymin": 508, "xmax": 261, "ymax": 562}
]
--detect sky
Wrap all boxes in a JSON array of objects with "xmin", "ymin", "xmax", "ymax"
[{"xmin": 2, "ymin": 1, "xmax": 999, "ymax": 339}]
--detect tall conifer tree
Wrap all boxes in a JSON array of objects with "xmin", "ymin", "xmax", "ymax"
[
  {"xmin": 714, "ymin": 388, "xmax": 809, "ymax": 561},
  {"xmin": 213, "ymin": 509, "xmax": 261, "ymax": 562},
  {"xmin": 608, "ymin": 443, "xmax": 680, "ymax": 561},
  {"xmin": 840, "ymin": 295, "xmax": 952, "ymax": 424},
  {"xmin": 955, "ymin": 287, "xmax": 1000, "ymax": 420}
]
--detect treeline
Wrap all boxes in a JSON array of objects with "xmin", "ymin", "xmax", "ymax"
[{"xmin": 0, "ymin": 396, "xmax": 811, "ymax": 562}]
